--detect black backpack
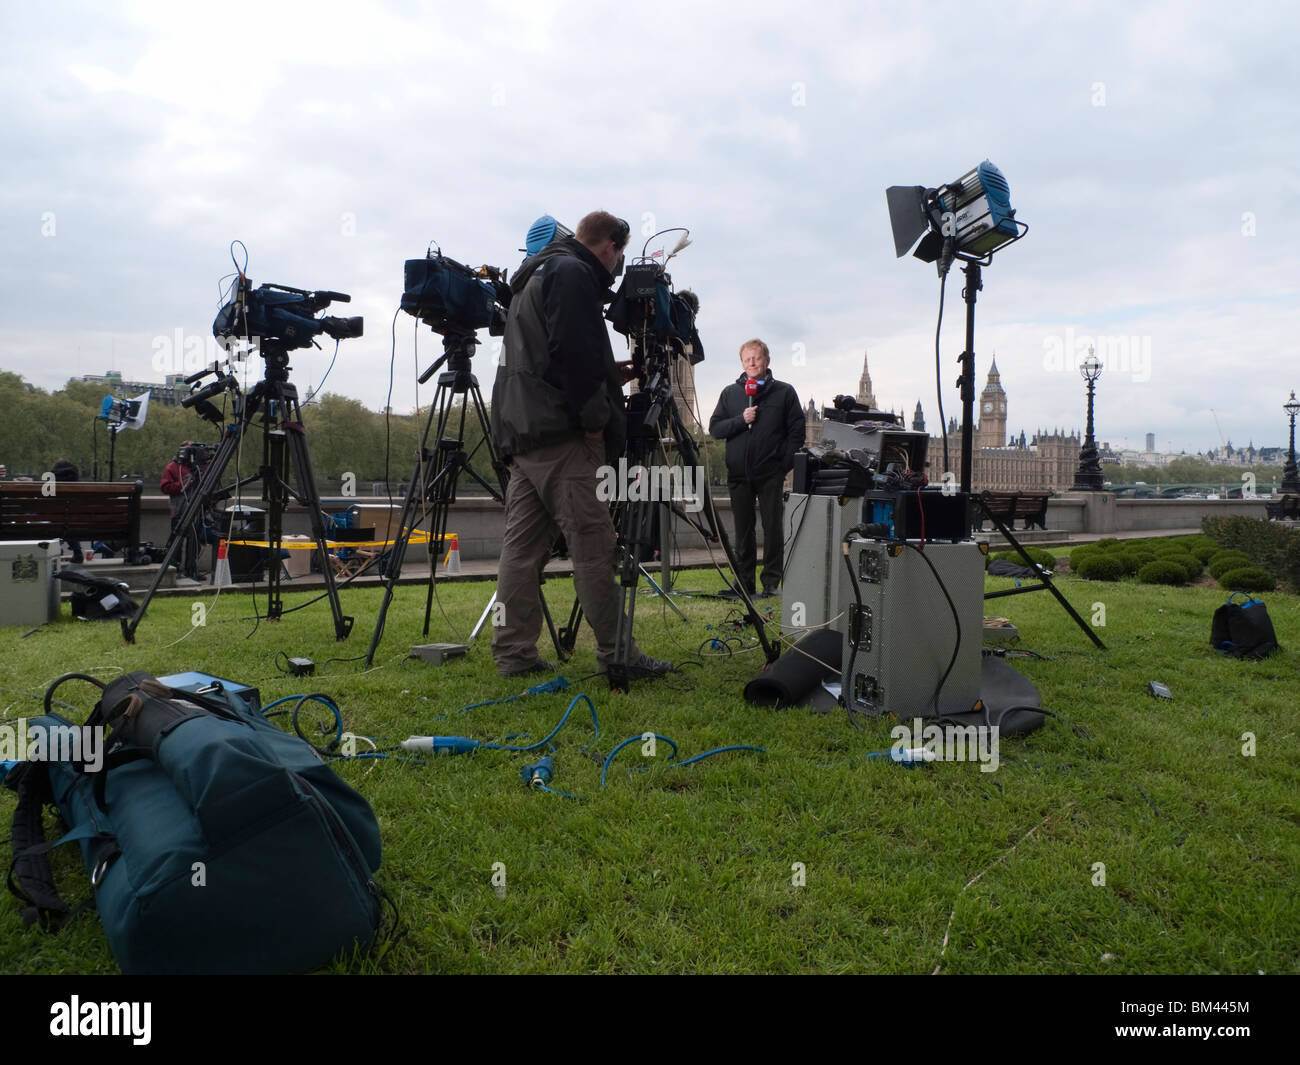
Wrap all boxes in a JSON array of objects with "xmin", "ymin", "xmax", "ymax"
[
  {"xmin": 56, "ymin": 565, "xmax": 138, "ymax": 621},
  {"xmin": 1210, "ymin": 592, "xmax": 1280, "ymax": 659}
]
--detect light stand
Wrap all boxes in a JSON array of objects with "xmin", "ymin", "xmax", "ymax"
[
  {"xmin": 1281, "ymin": 391, "xmax": 1300, "ymax": 495},
  {"xmin": 1071, "ymin": 347, "xmax": 1105, "ymax": 491},
  {"xmin": 887, "ymin": 164, "xmax": 1103, "ymax": 649}
]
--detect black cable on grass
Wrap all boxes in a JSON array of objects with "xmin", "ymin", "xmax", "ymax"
[{"xmin": 43, "ymin": 673, "xmax": 107, "ymax": 716}]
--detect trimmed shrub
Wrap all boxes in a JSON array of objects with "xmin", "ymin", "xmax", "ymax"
[
  {"xmin": 1203, "ymin": 515, "xmax": 1300, "ymax": 590},
  {"xmin": 1217, "ymin": 566, "xmax": 1277, "ymax": 593},
  {"xmin": 1137, "ymin": 560, "xmax": 1188, "ymax": 585},
  {"xmin": 1112, "ymin": 552, "xmax": 1143, "ymax": 576},
  {"xmin": 1209, "ymin": 551, "xmax": 1253, "ymax": 580},
  {"xmin": 1076, "ymin": 555, "xmax": 1126, "ymax": 581},
  {"xmin": 1066, "ymin": 550, "xmax": 1100, "ymax": 572},
  {"xmin": 1163, "ymin": 554, "xmax": 1201, "ymax": 581},
  {"xmin": 1189, "ymin": 540, "xmax": 1221, "ymax": 564}
]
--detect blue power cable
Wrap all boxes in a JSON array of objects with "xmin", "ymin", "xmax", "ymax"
[{"xmin": 601, "ymin": 734, "xmax": 764, "ymax": 787}]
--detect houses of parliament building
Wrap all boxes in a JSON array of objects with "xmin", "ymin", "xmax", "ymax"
[{"xmin": 803, "ymin": 352, "xmax": 1082, "ymax": 492}]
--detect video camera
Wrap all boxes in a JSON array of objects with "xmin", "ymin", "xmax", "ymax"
[
  {"xmin": 213, "ymin": 279, "xmax": 364, "ymax": 354},
  {"xmin": 400, "ymin": 249, "xmax": 511, "ymax": 338},
  {"xmin": 607, "ymin": 262, "xmax": 703, "ymax": 368},
  {"xmin": 178, "ymin": 441, "xmax": 217, "ymax": 469}
]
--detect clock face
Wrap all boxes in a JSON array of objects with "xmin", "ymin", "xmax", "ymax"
[{"xmin": 983, "ymin": 402, "xmax": 992, "ymax": 413}]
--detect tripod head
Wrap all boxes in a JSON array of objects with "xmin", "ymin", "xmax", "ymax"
[{"xmin": 417, "ymin": 330, "xmax": 481, "ymax": 385}]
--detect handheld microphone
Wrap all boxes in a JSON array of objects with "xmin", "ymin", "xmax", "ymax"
[{"xmin": 745, "ymin": 378, "xmax": 759, "ymax": 429}]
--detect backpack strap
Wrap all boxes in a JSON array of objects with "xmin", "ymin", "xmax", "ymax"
[{"xmin": 4, "ymin": 761, "xmax": 115, "ymax": 931}]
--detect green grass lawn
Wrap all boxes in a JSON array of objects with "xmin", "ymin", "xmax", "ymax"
[{"xmin": 1, "ymin": 567, "xmax": 1297, "ymax": 974}]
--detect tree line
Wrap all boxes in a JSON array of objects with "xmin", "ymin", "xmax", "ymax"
[{"xmin": 0, "ymin": 372, "xmax": 729, "ymax": 495}]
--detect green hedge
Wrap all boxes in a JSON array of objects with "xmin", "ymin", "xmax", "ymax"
[
  {"xmin": 1217, "ymin": 566, "xmax": 1277, "ymax": 592},
  {"xmin": 1077, "ymin": 555, "xmax": 1126, "ymax": 581},
  {"xmin": 1208, "ymin": 551, "xmax": 1253, "ymax": 580},
  {"xmin": 1137, "ymin": 560, "xmax": 1188, "ymax": 585},
  {"xmin": 1203, "ymin": 516, "xmax": 1300, "ymax": 589}
]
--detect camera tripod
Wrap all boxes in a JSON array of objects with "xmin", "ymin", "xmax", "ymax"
[
  {"xmin": 563, "ymin": 363, "xmax": 779, "ymax": 691},
  {"xmin": 363, "ymin": 332, "xmax": 566, "ymax": 666},
  {"xmin": 121, "ymin": 346, "xmax": 354, "ymax": 643}
]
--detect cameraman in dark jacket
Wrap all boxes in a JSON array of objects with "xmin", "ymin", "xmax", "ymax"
[
  {"xmin": 708, "ymin": 339, "xmax": 805, "ymax": 598},
  {"xmin": 489, "ymin": 210, "xmax": 670, "ymax": 680}
]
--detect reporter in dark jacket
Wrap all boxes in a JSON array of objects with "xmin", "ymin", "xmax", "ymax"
[{"xmin": 708, "ymin": 339, "xmax": 805, "ymax": 597}]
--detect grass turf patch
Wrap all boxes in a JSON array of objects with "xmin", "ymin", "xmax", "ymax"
[{"xmin": 2, "ymin": 571, "xmax": 1297, "ymax": 974}]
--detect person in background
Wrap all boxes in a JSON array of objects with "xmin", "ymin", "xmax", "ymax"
[
  {"xmin": 708, "ymin": 339, "xmax": 805, "ymax": 599},
  {"xmin": 50, "ymin": 458, "xmax": 83, "ymax": 563}
]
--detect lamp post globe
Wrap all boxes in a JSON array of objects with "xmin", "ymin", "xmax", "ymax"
[{"xmin": 1071, "ymin": 347, "xmax": 1105, "ymax": 491}]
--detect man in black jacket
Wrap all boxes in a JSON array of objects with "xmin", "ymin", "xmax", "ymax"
[
  {"xmin": 708, "ymin": 339, "xmax": 805, "ymax": 598},
  {"xmin": 490, "ymin": 210, "xmax": 671, "ymax": 679}
]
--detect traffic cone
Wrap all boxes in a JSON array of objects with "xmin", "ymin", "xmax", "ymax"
[
  {"xmin": 213, "ymin": 539, "xmax": 232, "ymax": 587},
  {"xmin": 443, "ymin": 534, "xmax": 462, "ymax": 574}
]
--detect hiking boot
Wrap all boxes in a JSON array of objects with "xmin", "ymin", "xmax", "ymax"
[{"xmin": 627, "ymin": 652, "xmax": 673, "ymax": 677}]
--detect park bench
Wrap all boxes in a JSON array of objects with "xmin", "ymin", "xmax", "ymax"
[
  {"xmin": 0, "ymin": 481, "xmax": 143, "ymax": 557},
  {"xmin": 976, "ymin": 489, "xmax": 1052, "ymax": 531}
]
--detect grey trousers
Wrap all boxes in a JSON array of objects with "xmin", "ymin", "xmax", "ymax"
[{"xmin": 492, "ymin": 435, "xmax": 641, "ymax": 674}]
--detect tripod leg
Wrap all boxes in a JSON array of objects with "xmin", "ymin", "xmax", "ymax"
[
  {"xmin": 265, "ymin": 423, "xmax": 288, "ymax": 620},
  {"xmin": 636, "ymin": 563, "xmax": 688, "ymax": 621},
  {"xmin": 557, "ymin": 596, "xmax": 583, "ymax": 657},
  {"xmin": 669, "ymin": 404, "xmax": 779, "ymax": 662},
  {"xmin": 421, "ymin": 388, "xmax": 460, "ymax": 637},
  {"xmin": 121, "ymin": 413, "xmax": 250, "ymax": 642},
  {"xmin": 282, "ymin": 415, "xmax": 353, "ymax": 640},
  {"xmin": 364, "ymin": 431, "xmax": 438, "ymax": 665}
]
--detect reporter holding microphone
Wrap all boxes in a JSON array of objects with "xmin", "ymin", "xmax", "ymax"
[{"xmin": 708, "ymin": 338, "xmax": 805, "ymax": 600}]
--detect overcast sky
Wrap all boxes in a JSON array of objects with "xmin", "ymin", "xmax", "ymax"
[{"xmin": 4, "ymin": 0, "xmax": 1298, "ymax": 456}]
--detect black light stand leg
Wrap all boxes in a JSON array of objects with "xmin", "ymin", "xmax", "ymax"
[
  {"xmin": 947, "ymin": 258, "xmax": 1103, "ymax": 650},
  {"xmin": 978, "ymin": 497, "xmax": 1106, "ymax": 649}
]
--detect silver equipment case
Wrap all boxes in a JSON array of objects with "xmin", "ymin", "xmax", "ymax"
[{"xmin": 841, "ymin": 538, "xmax": 984, "ymax": 719}]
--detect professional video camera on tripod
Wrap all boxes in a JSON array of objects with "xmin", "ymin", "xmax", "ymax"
[
  {"xmin": 122, "ymin": 242, "xmax": 363, "ymax": 643},
  {"xmin": 592, "ymin": 227, "xmax": 779, "ymax": 689},
  {"xmin": 363, "ymin": 244, "xmax": 519, "ymax": 666}
]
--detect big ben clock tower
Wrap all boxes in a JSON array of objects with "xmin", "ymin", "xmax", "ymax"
[{"xmin": 978, "ymin": 356, "xmax": 1007, "ymax": 448}]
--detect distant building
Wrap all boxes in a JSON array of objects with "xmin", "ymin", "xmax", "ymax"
[
  {"xmin": 805, "ymin": 351, "xmax": 1083, "ymax": 491},
  {"xmin": 80, "ymin": 370, "xmax": 189, "ymax": 407}
]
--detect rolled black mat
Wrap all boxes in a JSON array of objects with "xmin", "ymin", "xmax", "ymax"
[{"xmin": 744, "ymin": 629, "xmax": 842, "ymax": 709}]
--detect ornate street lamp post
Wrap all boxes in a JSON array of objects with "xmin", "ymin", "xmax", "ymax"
[
  {"xmin": 1071, "ymin": 347, "xmax": 1105, "ymax": 491},
  {"xmin": 1282, "ymin": 390, "xmax": 1300, "ymax": 495}
]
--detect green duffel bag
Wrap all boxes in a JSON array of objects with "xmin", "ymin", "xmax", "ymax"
[{"xmin": 5, "ymin": 671, "xmax": 386, "ymax": 974}]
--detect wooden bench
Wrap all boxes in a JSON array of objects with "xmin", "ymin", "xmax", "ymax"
[
  {"xmin": 0, "ymin": 481, "xmax": 143, "ymax": 556},
  {"xmin": 977, "ymin": 489, "xmax": 1052, "ymax": 531},
  {"xmin": 1265, "ymin": 494, "xmax": 1300, "ymax": 520}
]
